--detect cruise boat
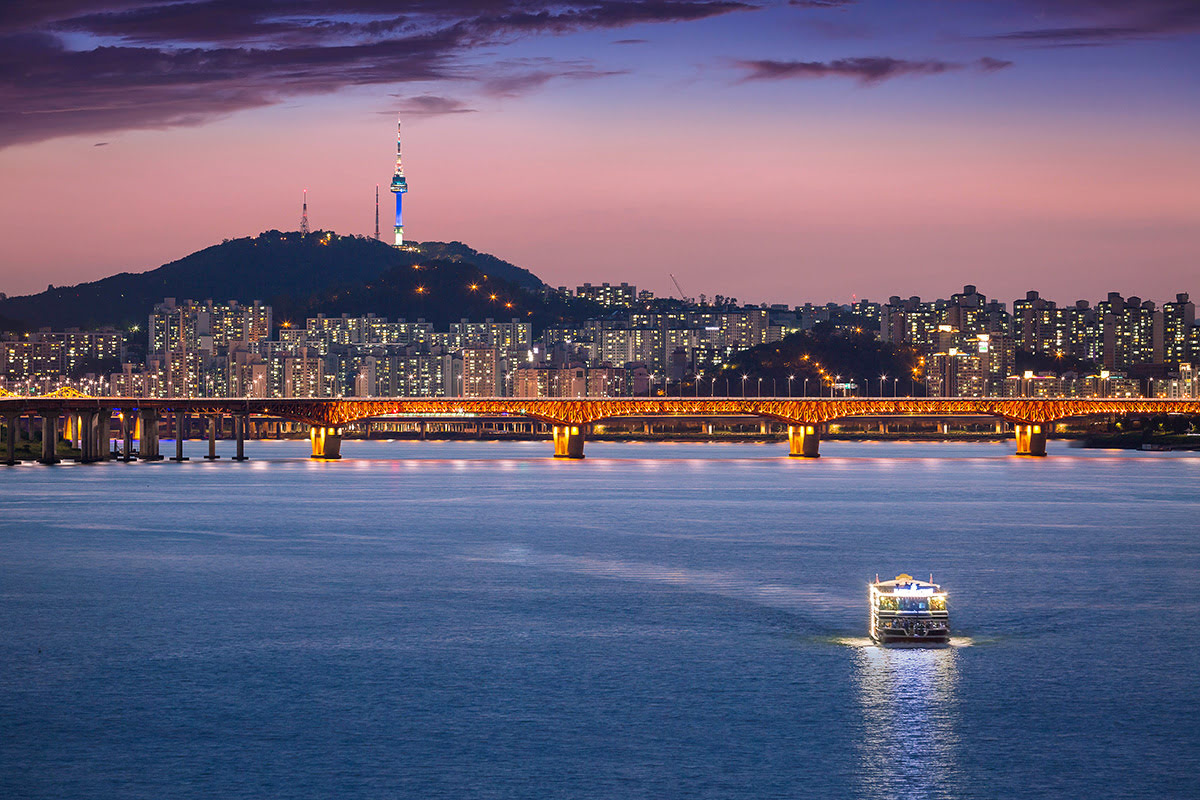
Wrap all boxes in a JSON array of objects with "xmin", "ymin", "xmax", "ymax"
[{"xmin": 869, "ymin": 574, "xmax": 950, "ymax": 646}]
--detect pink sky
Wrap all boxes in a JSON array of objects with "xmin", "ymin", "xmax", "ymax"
[{"xmin": 1, "ymin": 1, "xmax": 1197, "ymax": 307}]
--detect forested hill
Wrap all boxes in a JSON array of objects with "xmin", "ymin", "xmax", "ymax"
[{"xmin": 0, "ymin": 232, "xmax": 549, "ymax": 331}]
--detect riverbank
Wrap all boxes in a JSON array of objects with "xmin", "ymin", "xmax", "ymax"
[{"xmin": 1076, "ymin": 432, "xmax": 1200, "ymax": 450}]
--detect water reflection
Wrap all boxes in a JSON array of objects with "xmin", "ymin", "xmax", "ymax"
[{"xmin": 853, "ymin": 644, "xmax": 960, "ymax": 799}]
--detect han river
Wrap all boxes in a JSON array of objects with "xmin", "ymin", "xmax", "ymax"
[{"xmin": 2, "ymin": 439, "xmax": 1198, "ymax": 799}]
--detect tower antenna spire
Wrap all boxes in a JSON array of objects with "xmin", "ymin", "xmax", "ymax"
[
  {"xmin": 300, "ymin": 189, "xmax": 309, "ymax": 236},
  {"xmin": 388, "ymin": 116, "xmax": 408, "ymax": 247},
  {"xmin": 375, "ymin": 185, "xmax": 380, "ymax": 240}
]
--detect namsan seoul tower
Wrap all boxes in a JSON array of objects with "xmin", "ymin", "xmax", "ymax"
[{"xmin": 389, "ymin": 117, "xmax": 408, "ymax": 246}]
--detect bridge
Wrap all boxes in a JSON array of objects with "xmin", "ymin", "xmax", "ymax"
[{"xmin": 2, "ymin": 395, "xmax": 1198, "ymax": 463}]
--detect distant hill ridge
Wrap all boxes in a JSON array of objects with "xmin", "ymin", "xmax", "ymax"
[{"xmin": 0, "ymin": 232, "xmax": 548, "ymax": 331}]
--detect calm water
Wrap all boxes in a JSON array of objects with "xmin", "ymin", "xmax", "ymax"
[{"xmin": 2, "ymin": 439, "xmax": 1198, "ymax": 799}]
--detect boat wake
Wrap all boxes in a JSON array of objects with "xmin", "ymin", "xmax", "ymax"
[{"xmin": 467, "ymin": 545, "xmax": 854, "ymax": 615}]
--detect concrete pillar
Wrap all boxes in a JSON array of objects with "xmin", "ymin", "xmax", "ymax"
[
  {"xmin": 1014, "ymin": 423, "xmax": 1048, "ymax": 457},
  {"xmin": 310, "ymin": 426, "xmax": 342, "ymax": 459},
  {"xmin": 97, "ymin": 408, "xmax": 112, "ymax": 460},
  {"xmin": 140, "ymin": 408, "xmax": 163, "ymax": 461},
  {"xmin": 4, "ymin": 414, "xmax": 18, "ymax": 465},
  {"xmin": 706, "ymin": 423, "xmax": 714, "ymax": 436},
  {"xmin": 171, "ymin": 411, "xmax": 189, "ymax": 461},
  {"xmin": 233, "ymin": 415, "xmax": 248, "ymax": 461},
  {"xmin": 418, "ymin": 420, "xmax": 426, "ymax": 440},
  {"xmin": 552, "ymin": 424, "xmax": 585, "ymax": 459},
  {"xmin": 76, "ymin": 410, "xmax": 95, "ymax": 462},
  {"xmin": 994, "ymin": 421, "xmax": 1004, "ymax": 434},
  {"xmin": 643, "ymin": 422, "xmax": 652, "ymax": 435},
  {"xmin": 939, "ymin": 422, "xmax": 950, "ymax": 435},
  {"xmin": 760, "ymin": 421, "xmax": 769, "ymax": 435},
  {"xmin": 788, "ymin": 424, "xmax": 820, "ymax": 458},
  {"xmin": 879, "ymin": 421, "xmax": 888, "ymax": 434},
  {"xmin": 205, "ymin": 416, "xmax": 220, "ymax": 459},
  {"xmin": 123, "ymin": 410, "xmax": 136, "ymax": 461},
  {"xmin": 39, "ymin": 414, "xmax": 60, "ymax": 464}
]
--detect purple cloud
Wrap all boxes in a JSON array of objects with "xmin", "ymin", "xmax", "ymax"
[
  {"xmin": 478, "ymin": 58, "xmax": 627, "ymax": 97},
  {"xmin": 0, "ymin": 1, "xmax": 754, "ymax": 148},
  {"xmin": 735, "ymin": 54, "xmax": 1014, "ymax": 84},
  {"xmin": 976, "ymin": 56, "xmax": 1014, "ymax": 71},
  {"xmin": 992, "ymin": 1, "xmax": 1200, "ymax": 44},
  {"xmin": 391, "ymin": 94, "xmax": 477, "ymax": 115},
  {"xmin": 737, "ymin": 56, "xmax": 957, "ymax": 84}
]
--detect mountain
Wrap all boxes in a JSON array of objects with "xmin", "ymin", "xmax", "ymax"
[{"xmin": 0, "ymin": 232, "xmax": 548, "ymax": 331}]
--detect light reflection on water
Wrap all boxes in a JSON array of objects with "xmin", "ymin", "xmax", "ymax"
[{"xmin": 852, "ymin": 643, "xmax": 961, "ymax": 799}]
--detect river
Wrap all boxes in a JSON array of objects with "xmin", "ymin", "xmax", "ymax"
[{"xmin": 2, "ymin": 440, "xmax": 1197, "ymax": 798}]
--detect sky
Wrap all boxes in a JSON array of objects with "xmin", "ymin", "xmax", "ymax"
[{"xmin": 1, "ymin": 0, "xmax": 1197, "ymax": 306}]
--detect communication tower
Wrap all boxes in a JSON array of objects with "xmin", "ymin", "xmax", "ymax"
[
  {"xmin": 300, "ymin": 189, "xmax": 309, "ymax": 235},
  {"xmin": 374, "ymin": 185, "xmax": 380, "ymax": 240},
  {"xmin": 389, "ymin": 118, "xmax": 408, "ymax": 246}
]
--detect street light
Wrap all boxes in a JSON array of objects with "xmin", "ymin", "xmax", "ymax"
[
  {"xmin": 788, "ymin": 375, "xmax": 794, "ymax": 397},
  {"xmin": 741, "ymin": 374, "xmax": 748, "ymax": 396},
  {"xmin": 803, "ymin": 377, "xmax": 809, "ymax": 397},
  {"xmin": 879, "ymin": 374, "xmax": 887, "ymax": 397},
  {"xmin": 757, "ymin": 377, "xmax": 762, "ymax": 397}
]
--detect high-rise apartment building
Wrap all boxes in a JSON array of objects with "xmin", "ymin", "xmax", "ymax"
[
  {"xmin": 576, "ymin": 282, "xmax": 637, "ymax": 307},
  {"xmin": 1162, "ymin": 293, "xmax": 1195, "ymax": 364}
]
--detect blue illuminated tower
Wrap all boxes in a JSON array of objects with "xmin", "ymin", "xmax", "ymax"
[{"xmin": 389, "ymin": 118, "xmax": 408, "ymax": 246}]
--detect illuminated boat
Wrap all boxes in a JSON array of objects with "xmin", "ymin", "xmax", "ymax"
[{"xmin": 869, "ymin": 574, "xmax": 950, "ymax": 646}]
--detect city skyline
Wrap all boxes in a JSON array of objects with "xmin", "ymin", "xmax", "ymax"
[{"xmin": 1, "ymin": 1, "xmax": 1197, "ymax": 301}]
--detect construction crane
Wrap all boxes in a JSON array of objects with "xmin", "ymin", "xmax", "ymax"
[{"xmin": 669, "ymin": 273, "xmax": 693, "ymax": 304}]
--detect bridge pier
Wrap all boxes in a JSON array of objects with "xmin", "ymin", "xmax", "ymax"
[
  {"xmin": 205, "ymin": 416, "xmax": 220, "ymax": 459},
  {"xmin": 73, "ymin": 411, "xmax": 92, "ymax": 462},
  {"xmin": 120, "ymin": 410, "xmax": 135, "ymax": 461},
  {"xmin": 1014, "ymin": 423, "xmax": 1047, "ymax": 457},
  {"xmin": 39, "ymin": 414, "xmax": 60, "ymax": 464},
  {"xmin": 140, "ymin": 408, "xmax": 163, "ymax": 461},
  {"xmin": 310, "ymin": 426, "xmax": 342, "ymax": 459},
  {"xmin": 553, "ymin": 425, "xmax": 585, "ymax": 459},
  {"xmin": 171, "ymin": 411, "xmax": 189, "ymax": 462},
  {"xmin": 233, "ymin": 414, "xmax": 248, "ymax": 461},
  {"xmin": 84, "ymin": 412, "xmax": 105, "ymax": 462},
  {"xmin": 788, "ymin": 424, "xmax": 820, "ymax": 458},
  {"xmin": 4, "ymin": 413, "xmax": 19, "ymax": 465},
  {"xmin": 98, "ymin": 408, "xmax": 113, "ymax": 461}
]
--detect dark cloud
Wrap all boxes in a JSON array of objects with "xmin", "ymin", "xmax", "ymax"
[
  {"xmin": 392, "ymin": 94, "xmax": 477, "ymax": 115},
  {"xmin": 735, "ymin": 55, "xmax": 1015, "ymax": 84},
  {"xmin": 992, "ymin": 1, "xmax": 1200, "ymax": 44},
  {"xmin": 613, "ymin": 38, "xmax": 648, "ymax": 44},
  {"xmin": 93, "ymin": 141, "xmax": 109, "ymax": 145},
  {"xmin": 0, "ymin": 1, "xmax": 753, "ymax": 148},
  {"xmin": 977, "ymin": 56, "xmax": 1014, "ymax": 71},
  {"xmin": 788, "ymin": 0, "xmax": 856, "ymax": 6},
  {"xmin": 736, "ymin": 56, "xmax": 957, "ymax": 84}
]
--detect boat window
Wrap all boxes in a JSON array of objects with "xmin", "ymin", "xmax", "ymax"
[
  {"xmin": 897, "ymin": 598, "xmax": 930, "ymax": 611},
  {"xmin": 877, "ymin": 596, "xmax": 899, "ymax": 610},
  {"xmin": 930, "ymin": 596, "xmax": 947, "ymax": 611}
]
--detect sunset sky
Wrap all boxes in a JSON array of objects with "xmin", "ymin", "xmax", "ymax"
[{"xmin": 1, "ymin": 1, "xmax": 1197, "ymax": 305}]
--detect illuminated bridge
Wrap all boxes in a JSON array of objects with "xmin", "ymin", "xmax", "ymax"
[{"xmin": 3, "ymin": 395, "xmax": 1199, "ymax": 463}]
